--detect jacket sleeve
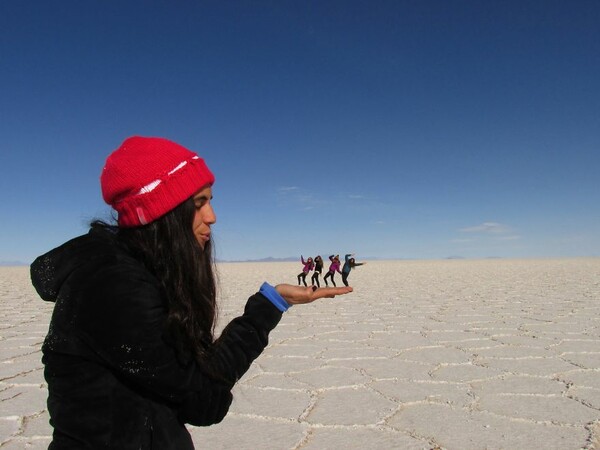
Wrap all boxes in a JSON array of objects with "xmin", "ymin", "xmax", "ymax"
[
  {"xmin": 177, "ymin": 292, "xmax": 282, "ymax": 424},
  {"xmin": 73, "ymin": 260, "xmax": 282, "ymax": 426}
]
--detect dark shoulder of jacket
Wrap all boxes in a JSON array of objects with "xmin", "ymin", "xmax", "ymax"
[{"xmin": 30, "ymin": 226, "xmax": 152, "ymax": 302}]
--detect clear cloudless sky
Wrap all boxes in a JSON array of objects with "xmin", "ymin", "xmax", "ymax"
[{"xmin": 1, "ymin": 0, "xmax": 599, "ymax": 263}]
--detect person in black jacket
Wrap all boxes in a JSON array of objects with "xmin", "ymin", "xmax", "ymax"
[
  {"xmin": 30, "ymin": 136, "xmax": 352, "ymax": 450},
  {"xmin": 311, "ymin": 255, "xmax": 324, "ymax": 287}
]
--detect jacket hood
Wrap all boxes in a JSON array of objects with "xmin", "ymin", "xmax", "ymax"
[{"xmin": 30, "ymin": 228, "xmax": 119, "ymax": 303}]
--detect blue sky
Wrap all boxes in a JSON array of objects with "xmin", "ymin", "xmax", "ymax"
[{"xmin": 1, "ymin": 1, "xmax": 599, "ymax": 263}]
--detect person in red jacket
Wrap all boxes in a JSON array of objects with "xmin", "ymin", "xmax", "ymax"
[
  {"xmin": 323, "ymin": 254, "xmax": 342, "ymax": 287},
  {"xmin": 297, "ymin": 255, "xmax": 314, "ymax": 286},
  {"xmin": 31, "ymin": 136, "xmax": 352, "ymax": 450}
]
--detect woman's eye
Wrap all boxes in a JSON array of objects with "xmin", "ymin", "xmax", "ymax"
[{"xmin": 194, "ymin": 196, "xmax": 212, "ymax": 209}]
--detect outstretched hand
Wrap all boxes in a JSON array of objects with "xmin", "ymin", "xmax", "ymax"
[{"xmin": 275, "ymin": 284, "xmax": 353, "ymax": 305}]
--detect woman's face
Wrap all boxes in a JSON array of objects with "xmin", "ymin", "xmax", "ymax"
[{"xmin": 192, "ymin": 185, "xmax": 216, "ymax": 249}]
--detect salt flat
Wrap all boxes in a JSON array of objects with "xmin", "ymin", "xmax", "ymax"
[{"xmin": 1, "ymin": 259, "xmax": 599, "ymax": 449}]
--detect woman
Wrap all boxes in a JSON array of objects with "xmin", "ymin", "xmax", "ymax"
[
  {"xmin": 341, "ymin": 253, "xmax": 366, "ymax": 287},
  {"xmin": 297, "ymin": 255, "xmax": 314, "ymax": 286},
  {"xmin": 30, "ymin": 136, "xmax": 352, "ymax": 449},
  {"xmin": 323, "ymin": 254, "xmax": 342, "ymax": 287},
  {"xmin": 311, "ymin": 255, "xmax": 324, "ymax": 288}
]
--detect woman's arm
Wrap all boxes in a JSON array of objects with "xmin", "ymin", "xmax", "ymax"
[
  {"xmin": 75, "ymin": 264, "xmax": 278, "ymax": 426},
  {"xmin": 76, "ymin": 263, "xmax": 351, "ymax": 427}
]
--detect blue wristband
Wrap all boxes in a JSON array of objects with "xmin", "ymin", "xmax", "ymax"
[{"xmin": 259, "ymin": 282, "xmax": 290, "ymax": 312}]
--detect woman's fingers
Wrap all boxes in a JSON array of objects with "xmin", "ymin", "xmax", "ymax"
[{"xmin": 275, "ymin": 284, "xmax": 353, "ymax": 305}]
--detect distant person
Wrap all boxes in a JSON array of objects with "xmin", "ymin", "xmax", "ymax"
[
  {"xmin": 323, "ymin": 254, "xmax": 342, "ymax": 287},
  {"xmin": 311, "ymin": 255, "xmax": 324, "ymax": 288},
  {"xmin": 297, "ymin": 255, "xmax": 314, "ymax": 286},
  {"xmin": 342, "ymin": 253, "xmax": 366, "ymax": 287},
  {"xmin": 30, "ymin": 136, "xmax": 353, "ymax": 449}
]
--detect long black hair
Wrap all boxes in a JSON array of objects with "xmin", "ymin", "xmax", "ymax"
[{"xmin": 92, "ymin": 196, "xmax": 218, "ymax": 365}]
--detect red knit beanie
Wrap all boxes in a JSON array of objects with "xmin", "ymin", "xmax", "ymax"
[{"xmin": 101, "ymin": 136, "xmax": 215, "ymax": 227}]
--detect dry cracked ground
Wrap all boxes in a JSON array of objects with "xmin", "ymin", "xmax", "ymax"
[{"xmin": 1, "ymin": 259, "xmax": 599, "ymax": 449}]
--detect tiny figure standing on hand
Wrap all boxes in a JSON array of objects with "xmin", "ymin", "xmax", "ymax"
[
  {"xmin": 342, "ymin": 253, "xmax": 366, "ymax": 286},
  {"xmin": 323, "ymin": 254, "xmax": 342, "ymax": 287},
  {"xmin": 297, "ymin": 255, "xmax": 314, "ymax": 286},
  {"xmin": 311, "ymin": 255, "xmax": 324, "ymax": 288}
]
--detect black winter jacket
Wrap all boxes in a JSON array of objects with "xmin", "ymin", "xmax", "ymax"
[{"xmin": 31, "ymin": 227, "xmax": 282, "ymax": 449}]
